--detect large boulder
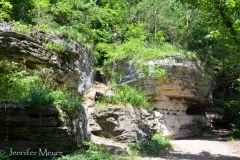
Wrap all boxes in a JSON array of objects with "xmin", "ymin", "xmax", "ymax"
[{"xmin": 88, "ymin": 106, "xmax": 163, "ymax": 142}]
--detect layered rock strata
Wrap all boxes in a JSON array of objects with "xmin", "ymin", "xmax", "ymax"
[
  {"xmin": 121, "ymin": 57, "xmax": 211, "ymax": 138},
  {"xmin": 88, "ymin": 58, "xmax": 211, "ymax": 141},
  {"xmin": 0, "ymin": 22, "xmax": 94, "ymax": 94},
  {"xmin": 0, "ymin": 103, "xmax": 90, "ymax": 153}
]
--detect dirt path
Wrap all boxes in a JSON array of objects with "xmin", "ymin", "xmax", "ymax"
[
  {"xmin": 140, "ymin": 130, "xmax": 240, "ymax": 160},
  {"xmin": 91, "ymin": 130, "xmax": 240, "ymax": 160}
]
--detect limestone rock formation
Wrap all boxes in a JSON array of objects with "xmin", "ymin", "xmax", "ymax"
[
  {"xmin": 0, "ymin": 22, "xmax": 93, "ymax": 153},
  {"xmin": 0, "ymin": 22, "xmax": 94, "ymax": 94},
  {"xmin": 0, "ymin": 103, "xmax": 90, "ymax": 153},
  {"xmin": 120, "ymin": 57, "xmax": 211, "ymax": 138},
  {"xmin": 88, "ymin": 57, "xmax": 211, "ymax": 141}
]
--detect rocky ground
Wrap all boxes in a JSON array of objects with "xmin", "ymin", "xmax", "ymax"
[{"xmin": 92, "ymin": 129, "xmax": 240, "ymax": 160}]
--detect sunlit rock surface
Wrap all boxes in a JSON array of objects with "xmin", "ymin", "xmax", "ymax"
[
  {"xmin": 121, "ymin": 57, "xmax": 212, "ymax": 138},
  {"xmin": 0, "ymin": 22, "xmax": 94, "ymax": 94}
]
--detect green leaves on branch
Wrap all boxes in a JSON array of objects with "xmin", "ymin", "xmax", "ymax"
[{"xmin": 0, "ymin": 0, "xmax": 12, "ymax": 21}]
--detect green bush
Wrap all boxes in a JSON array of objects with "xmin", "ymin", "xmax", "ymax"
[
  {"xmin": 0, "ymin": 60, "xmax": 41, "ymax": 103},
  {"xmin": 0, "ymin": 60, "xmax": 82, "ymax": 112},
  {"xmin": 98, "ymin": 84, "xmax": 150, "ymax": 109},
  {"xmin": 49, "ymin": 88, "xmax": 82, "ymax": 112},
  {"xmin": 22, "ymin": 84, "xmax": 54, "ymax": 109},
  {"xmin": 128, "ymin": 132, "xmax": 171, "ymax": 154}
]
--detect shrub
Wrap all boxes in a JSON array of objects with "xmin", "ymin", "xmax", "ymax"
[
  {"xmin": 0, "ymin": 60, "xmax": 82, "ymax": 112},
  {"xmin": 99, "ymin": 83, "xmax": 150, "ymax": 109},
  {"xmin": 128, "ymin": 132, "xmax": 171, "ymax": 154},
  {"xmin": 0, "ymin": 60, "xmax": 41, "ymax": 103},
  {"xmin": 22, "ymin": 84, "xmax": 54, "ymax": 109},
  {"xmin": 49, "ymin": 88, "xmax": 82, "ymax": 112}
]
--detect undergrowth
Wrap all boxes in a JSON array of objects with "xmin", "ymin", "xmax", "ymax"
[
  {"xmin": 43, "ymin": 40, "xmax": 70, "ymax": 53},
  {"xmin": 96, "ymin": 38, "xmax": 197, "ymax": 82},
  {"xmin": 95, "ymin": 83, "xmax": 150, "ymax": 109},
  {"xmin": 54, "ymin": 142, "xmax": 115, "ymax": 160},
  {"xmin": 128, "ymin": 132, "xmax": 172, "ymax": 154},
  {"xmin": 0, "ymin": 60, "xmax": 81, "ymax": 112}
]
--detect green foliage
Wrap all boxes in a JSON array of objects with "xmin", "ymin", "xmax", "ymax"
[
  {"xmin": 53, "ymin": 26, "xmax": 86, "ymax": 43},
  {"xmin": 124, "ymin": 22, "xmax": 146, "ymax": 40},
  {"xmin": 12, "ymin": 21, "xmax": 51, "ymax": 35},
  {"xmin": 153, "ymin": 67, "xmax": 166, "ymax": 78},
  {"xmin": 0, "ymin": 0, "xmax": 12, "ymax": 21},
  {"xmin": 128, "ymin": 132, "xmax": 172, "ymax": 154},
  {"xmin": 49, "ymin": 88, "xmax": 82, "ymax": 112},
  {"xmin": 214, "ymin": 96, "xmax": 240, "ymax": 138},
  {"xmin": 12, "ymin": 22, "xmax": 33, "ymax": 35},
  {"xmin": 43, "ymin": 40, "xmax": 70, "ymax": 53},
  {"xmin": 98, "ymin": 38, "xmax": 197, "ymax": 64},
  {"xmin": 97, "ymin": 83, "xmax": 150, "ymax": 109},
  {"xmin": 22, "ymin": 85, "xmax": 81, "ymax": 111},
  {"xmin": 0, "ymin": 60, "xmax": 41, "ymax": 102},
  {"xmin": 97, "ymin": 38, "xmax": 196, "ymax": 82},
  {"xmin": 31, "ymin": 0, "xmax": 52, "ymax": 26},
  {"xmin": 231, "ymin": 124, "xmax": 240, "ymax": 139},
  {"xmin": 0, "ymin": 60, "xmax": 81, "ymax": 112},
  {"xmin": 55, "ymin": 142, "xmax": 115, "ymax": 160},
  {"xmin": 22, "ymin": 84, "xmax": 54, "ymax": 109}
]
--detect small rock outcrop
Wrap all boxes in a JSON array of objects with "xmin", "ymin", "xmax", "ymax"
[
  {"xmin": 0, "ymin": 22, "xmax": 94, "ymax": 94},
  {"xmin": 0, "ymin": 103, "xmax": 90, "ymax": 153},
  {"xmin": 89, "ymin": 106, "xmax": 163, "ymax": 142}
]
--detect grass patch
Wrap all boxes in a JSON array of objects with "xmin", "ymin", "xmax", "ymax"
[
  {"xmin": 54, "ymin": 142, "xmax": 115, "ymax": 160},
  {"xmin": 96, "ymin": 38, "xmax": 197, "ymax": 82},
  {"xmin": 43, "ymin": 40, "xmax": 70, "ymax": 53},
  {"xmin": 128, "ymin": 132, "xmax": 171, "ymax": 154},
  {"xmin": 97, "ymin": 38, "xmax": 197, "ymax": 64}
]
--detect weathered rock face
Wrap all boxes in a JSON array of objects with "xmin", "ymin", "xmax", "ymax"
[
  {"xmin": 0, "ymin": 22, "xmax": 93, "ymax": 152},
  {"xmin": 119, "ymin": 57, "xmax": 211, "ymax": 138},
  {"xmin": 87, "ymin": 58, "xmax": 211, "ymax": 141},
  {"xmin": 88, "ymin": 106, "xmax": 163, "ymax": 142},
  {"xmin": 0, "ymin": 103, "xmax": 90, "ymax": 153},
  {"xmin": 0, "ymin": 22, "xmax": 94, "ymax": 94}
]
